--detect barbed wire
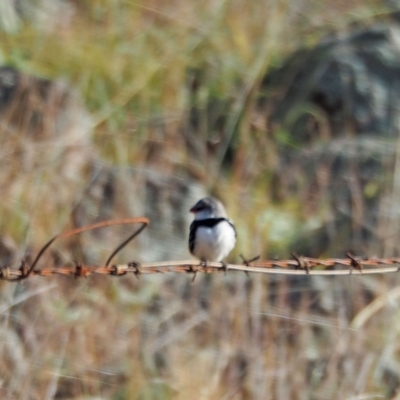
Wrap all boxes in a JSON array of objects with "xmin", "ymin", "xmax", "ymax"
[{"xmin": 0, "ymin": 218, "xmax": 399, "ymax": 282}]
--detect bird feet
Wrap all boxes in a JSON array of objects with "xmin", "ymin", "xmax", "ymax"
[
  {"xmin": 221, "ymin": 261, "xmax": 228, "ymax": 275},
  {"xmin": 199, "ymin": 260, "xmax": 212, "ymax": 274}
]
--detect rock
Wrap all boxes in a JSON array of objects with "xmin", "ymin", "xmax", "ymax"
[
  {"xmin": 262, "ymin": 22, "xmax": 400, "ymax": 138},
  {"xmin": 259, "ymin": 19, "xmax": 400, "ymax": 256}
]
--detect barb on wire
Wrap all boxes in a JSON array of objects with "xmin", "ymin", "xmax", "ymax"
[
  {"xmin": 292, "ymin": 252, "xmax": 310, "ymax": 274},
  {"xmin": 346, "ymin": 252, "xmax": 363, "ymax": 271}
]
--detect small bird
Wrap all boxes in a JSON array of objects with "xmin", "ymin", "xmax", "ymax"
[{"xmin": 189, "ymin": 197, "xmax": 236, "ymax": 263}]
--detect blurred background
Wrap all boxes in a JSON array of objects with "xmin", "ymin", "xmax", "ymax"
[{"xmin": 1, "ymin": 0, "xmax": 400, "ymax": 398}]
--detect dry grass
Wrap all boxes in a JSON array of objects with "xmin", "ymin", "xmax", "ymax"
[
  {"xmin": 2, "ymin": 272, "xmax": 400, "ymax": 399},
  {"xmin": 0, "ymin": 0, "xmax": 399, "ymax": 399}
]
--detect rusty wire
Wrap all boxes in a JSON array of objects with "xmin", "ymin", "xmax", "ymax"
[
  {"xmin": 0, "ymin": 217, "xmax": 399, "ymax": 282},
  {"xmin": 5, "ymin": 217, "xmax": 149, "ymax": 282}
]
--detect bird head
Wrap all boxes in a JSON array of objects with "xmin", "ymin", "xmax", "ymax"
[{"xmin": 190, "ymin": 197, "xmax": 227, "ymax": 220}]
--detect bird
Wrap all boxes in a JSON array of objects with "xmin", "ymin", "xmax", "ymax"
[{"xmin": 189, "ymin": 197, "xmax": 236, "ymax": 263}]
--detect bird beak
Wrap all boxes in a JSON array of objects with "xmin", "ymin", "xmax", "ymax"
[{"xmin": 189, "ymin": 207, "xmax": 196, "ymax": 213}]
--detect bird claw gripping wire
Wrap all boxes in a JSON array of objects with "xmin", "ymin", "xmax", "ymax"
[
  {"xmin": 221, "ymin": 261, "xmax": 228, "ymax": 275},
  {"xmin": 187, "ymin": 263, "xmax": 203, "ymax": 284}
]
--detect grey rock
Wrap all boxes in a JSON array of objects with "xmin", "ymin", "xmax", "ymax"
[
  {"xmin": 260, "ymin": 19, "xmax": 400, "ymax": 256},
  {"xmin": 262, "ymin": 22, "xmax": 400, "ymax": 138}
]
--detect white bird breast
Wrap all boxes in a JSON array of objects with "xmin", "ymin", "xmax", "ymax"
[{"xmin": 193, "ymin": 220, "xmax": 236, "ymax": 262}]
